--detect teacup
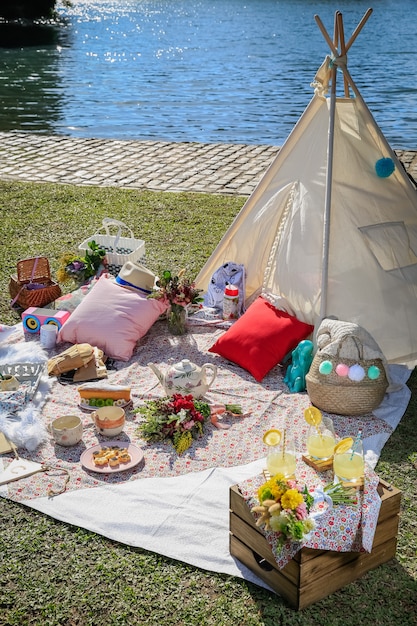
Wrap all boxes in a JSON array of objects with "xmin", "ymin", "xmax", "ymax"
[
  {"xmin": 50, "ymin": 415, "xmax": 83, "ymax": 446},
  {"xmin": 0, "ymin": 374, "xmax": 20, "ymax": 392},
  {"xmin": 92, "ymin": 406, "xmax": 125, "ymax": 437}
]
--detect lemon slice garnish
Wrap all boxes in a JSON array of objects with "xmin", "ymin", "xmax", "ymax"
[
  {"xmin": 304, "ymin": 406, "xmax": 322, "ymax": 426},
  {"xmin": 263, "ymin": 429, "xmax": 282, "ymax": 447},
  {"xmin": 334, "ymin": 437, "xmax": 354, "ymax": 454}
]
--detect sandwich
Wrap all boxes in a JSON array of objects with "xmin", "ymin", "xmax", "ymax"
[{"xmin": 78, "ymin": 382, "xmax": 131, "ymax": 407}]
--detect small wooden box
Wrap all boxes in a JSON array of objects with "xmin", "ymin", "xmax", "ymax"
[{"xmin": 229, "ymin": 479, "xmax": 401, "ymax": 610}]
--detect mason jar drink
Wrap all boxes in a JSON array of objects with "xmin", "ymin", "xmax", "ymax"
[
  {"xmin": 333, "ymin": 438, "xmax": 365, "ymax": 482},
  {"xmin": 306, "ymin": 415, "xmax": 336, "ymax": 460}
]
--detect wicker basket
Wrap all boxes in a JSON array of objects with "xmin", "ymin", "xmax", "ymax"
[
  {"xmin": 9, "ymin": 257, "xmax": 62, "ymax": 310},
  {"xmin": 78, "ymin": 218, "xmax": 146, "ymax": 277},
  {"xmin": 306, "ymin": 336, "xmax": 389, "ymax": 416}
]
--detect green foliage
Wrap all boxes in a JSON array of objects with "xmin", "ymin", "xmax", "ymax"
[
  {"xmin": 0, "ymin": 181, "xmax": 244, "ymax": 326},
  {"xmin": 134, "ymin": 399, "xmax": 170, "ymax": 443},
  {"xmin": 57, "ymin": 239, "xmax": 106, "ymax": 284}
]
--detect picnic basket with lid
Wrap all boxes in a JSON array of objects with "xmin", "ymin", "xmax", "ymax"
[
  {"xmin": 305, "ymin": 320, "xmax": 389, "ymax": 416},
  {"xmin": 9, "ymin": 257, "xmax": 62, "ymax": 310},
  {"xmin": 78, "ymin": 218, "xmax": 146, "ymax": 276}
]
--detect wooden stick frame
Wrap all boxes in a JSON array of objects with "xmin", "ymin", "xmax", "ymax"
[{"xmin": 314, "ymin": 8, "xmax": 373, "ymax": 97}]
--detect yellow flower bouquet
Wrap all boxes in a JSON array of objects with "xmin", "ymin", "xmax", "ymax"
[{"xmin": 251, "ymin": 474, "xmax": 316, "ymax": 548}]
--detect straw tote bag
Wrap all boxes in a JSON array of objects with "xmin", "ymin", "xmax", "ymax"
[{"xmin": 305, "ymin": 320, "xmax": 389, "ymax": 416}]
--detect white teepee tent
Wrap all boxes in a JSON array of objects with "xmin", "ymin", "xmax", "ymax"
[{"xmin": 196, "ymin": 9, "xmax": 417, "ymax": 366}]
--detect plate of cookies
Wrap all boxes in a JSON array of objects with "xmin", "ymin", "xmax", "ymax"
[{"xmin": 80, "ymin": 441, "xmax": 144, "ymax": 473}]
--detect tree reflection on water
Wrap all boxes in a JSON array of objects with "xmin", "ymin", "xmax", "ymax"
[{"xmin": 0, "ymin": 18, "xmax": 70, "ymax": 134}]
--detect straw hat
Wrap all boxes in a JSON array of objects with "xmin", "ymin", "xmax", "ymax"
[{"xmin": 115, "ymin": 261, "xmax": 156, "ymax": 295}]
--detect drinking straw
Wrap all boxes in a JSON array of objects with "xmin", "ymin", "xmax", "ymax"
[
  {"xmin": 317, "ymin": 421, "xmax": 324, "ymax": 442},
  {"xmin": 282, "ymin": 429, "xmax": 286, "ymax": 458},
  {"xmin": 350, "ymin": 429, "xmax": 363, "ymax": 461}
]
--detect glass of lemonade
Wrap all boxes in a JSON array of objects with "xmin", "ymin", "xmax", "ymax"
[
  {"xmin": 333, "ymin": 439, "xmax": 365, "ymax": 482},
  {"xmin": 306, "ymin": 415, "xmax": 336, "ymax": 460},
  {"xmin": 266, "ymin": 437, "xmax": 296, "ymax": 478}
]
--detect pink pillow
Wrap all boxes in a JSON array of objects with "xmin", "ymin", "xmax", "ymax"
[
  {"xmin": 58, "ymin": 275, "xmax": 167, "ymax": 361},
  {"xmin": 208, "ymin": 296, "xmax": 314, "ymax": 381}
]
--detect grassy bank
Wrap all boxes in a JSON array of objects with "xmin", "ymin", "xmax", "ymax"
[{"xmin": 0, "ymin": 181, "xmax": 416, "ymax": 626}]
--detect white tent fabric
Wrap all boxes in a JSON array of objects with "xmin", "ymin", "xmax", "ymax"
[{"xmin": 196, "ymin": 90, "xmax": 417, "ymax": 367}]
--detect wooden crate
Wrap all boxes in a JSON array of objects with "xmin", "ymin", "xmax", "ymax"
[{"xmin": 229, "ymin": 479, "xmax": 401, "ymax": 610}]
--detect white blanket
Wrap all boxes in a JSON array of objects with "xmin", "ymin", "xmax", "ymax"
[{"xmin": 0, "ymin": 324, "xmax": 412, "ymax": 591}]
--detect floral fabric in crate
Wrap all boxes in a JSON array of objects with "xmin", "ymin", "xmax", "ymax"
[{"xmin": 237, "ymin": 464, "xmax": 381, "ymax": 569}]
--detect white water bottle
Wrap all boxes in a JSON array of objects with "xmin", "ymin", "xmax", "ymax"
[{"xmin": 222, "ymin": 284, "xmax": 239, "ymax": 320}]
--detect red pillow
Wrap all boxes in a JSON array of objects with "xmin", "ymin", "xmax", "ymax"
[{"xmin": 208, "ymin": 296, "xmax": 314, "ymax": 382}]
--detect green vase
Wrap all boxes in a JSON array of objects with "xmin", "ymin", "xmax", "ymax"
[{"xmin": 167, "ymin": 305, "xmax": 188, "ymax": 336}]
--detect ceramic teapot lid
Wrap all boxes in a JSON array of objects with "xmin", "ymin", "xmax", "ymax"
[{"xmin": 172, "ymin": 359, "xmax": 197, "ymax": 373}]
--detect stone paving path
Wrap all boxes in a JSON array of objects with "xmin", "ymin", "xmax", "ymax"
[{"xmin": 0, "ymin": 131, "xmax": 416, "ymax": 196}]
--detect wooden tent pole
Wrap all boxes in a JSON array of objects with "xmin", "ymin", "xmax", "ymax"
[
  {"xmin": 315, "ymin": 14, "xmax": 338, "ymax": 57},
  {"xmin": 314, "ymin": 9, "xmax": 373, "ymax": 323},
  {"xmin": 333, "ymin": 11, "xmax": 339, "ymax": 48},
  {"xmin": 345, "ymin": 8, "xmax": 373, "ymax": 52},
  {"xmin": 337, "ymin": 12, "xmax": 350, "ymax": 97},
  {"xmin": 315, "ymin": 9, "xmax": 373, "ymax": 96},
  {"xmin": 314, "ymin": 12, "xmax": 338, "ymax": 323}
]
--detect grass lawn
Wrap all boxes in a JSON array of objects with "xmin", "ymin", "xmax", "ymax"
[{"xmin": 0, "ymin": 181, "xmax": 416, "ymax": 626}]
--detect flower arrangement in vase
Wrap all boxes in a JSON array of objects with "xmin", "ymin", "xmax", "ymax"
[
  {"xmin": 148, "ymin": 269, "xmax": 203, "ymax": 335},
  {"xmin": 251, "ymin": 474, "xmax": 316, "ymax": 549},
  {"xmin": 251, "ymin": 473, "xmax": 357, "ymax": 551}
]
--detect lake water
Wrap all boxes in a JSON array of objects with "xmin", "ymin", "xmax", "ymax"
[{"xmin": 1, "ymin": 0, "xmax": 416, "ymax": 148}]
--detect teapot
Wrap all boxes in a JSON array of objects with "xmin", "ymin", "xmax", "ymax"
[{"xmin": 148, "ymin": 359, "xmax": 217, "ymax": 398}]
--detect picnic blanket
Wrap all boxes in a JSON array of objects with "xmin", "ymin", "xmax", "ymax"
[{"xmin": 0, "ymin": 319, "xmax": 412, "ymax": 591}]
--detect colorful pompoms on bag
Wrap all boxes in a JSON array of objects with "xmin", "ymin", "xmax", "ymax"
[
  {"xmin": 318, "ymin": 360, "xmax": 333, "ymax": 375},
  {"xmin": 367, "ymin": 365, "xmax": 381, "ymax": 380},
  {"xmin": 320, "ymin": 361, "xmax": 380, "ymax": 381},
  {"xmin": 348, "ymin": 364, "xmax": 366, "ymax": 382}
]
